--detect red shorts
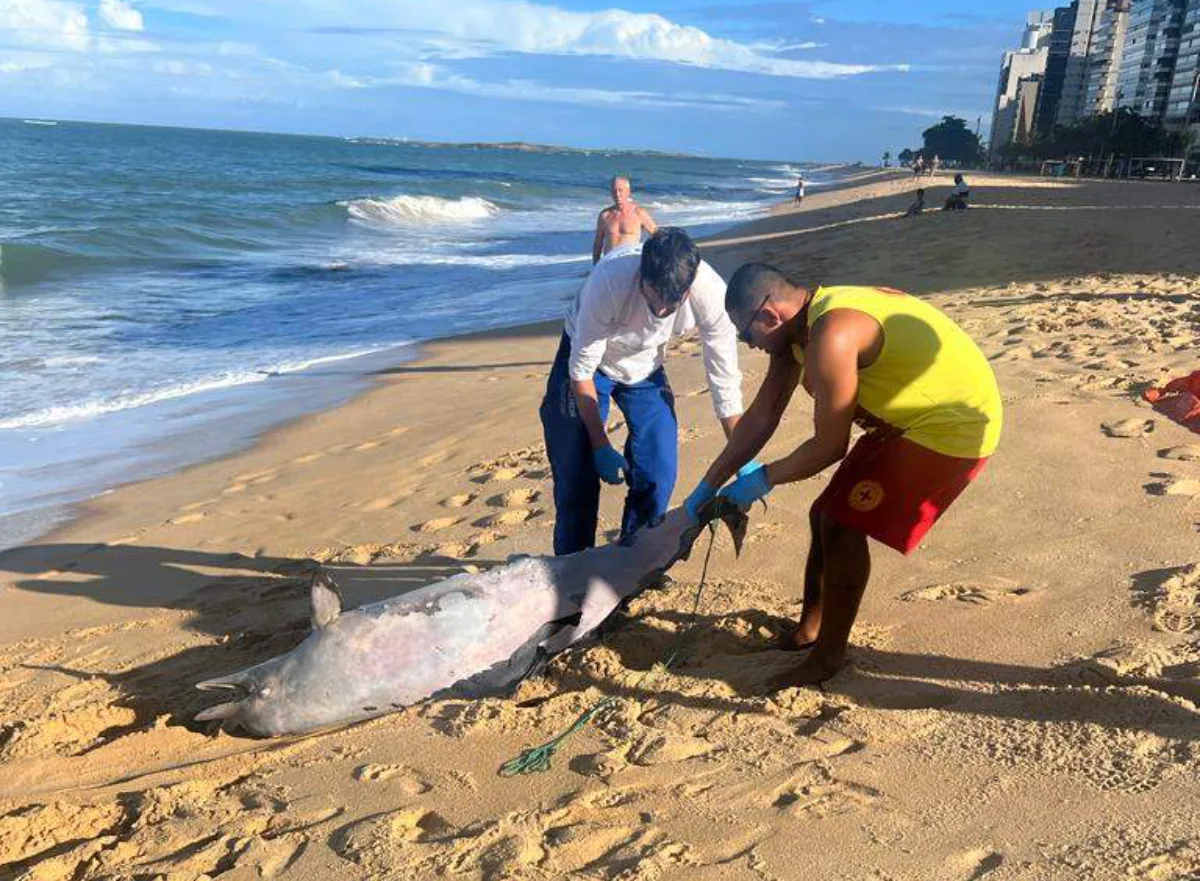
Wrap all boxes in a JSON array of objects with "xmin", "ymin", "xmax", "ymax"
[{"xmin": 813, "ymin": 431, "xmax": 988, "ymax": 555}]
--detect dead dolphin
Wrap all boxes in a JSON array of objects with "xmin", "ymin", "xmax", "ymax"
[{"xmin": 196, "ymin": 500, "xmax": 746, "ymax": 736}]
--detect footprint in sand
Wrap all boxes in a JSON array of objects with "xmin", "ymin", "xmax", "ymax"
[
  {"xmin": 430, "ymin": 530, "xmax": 504, "ymax": 559},
  {"xmin": 769, "ymin": 766, "xmax": 880, "ymax": 819},
  {"xmin": 412, "ymin": 517, "xmax": 463, "ymax": 533},
  {"xmin": 1160, "ymin": 445, "xmax": 1200, "ymax": 461},
  {"xmin": 1146, "ymin": 476, "xmax": 1200, "ymax": 498},
  {"xmin": 354, "ymin": 440, "xmax": 383, "ymax": 452},
  {"xmin": 352, "ymin": 763, "xmax": 432, "ymax": 794},
  {"xmin": 487, "ymin": 488, "xmax": 540, "ymax": 508},
  {"xmin": 946, "ymin": 848, "xmax": 1005, "ymax": 880},
  {"xmin": 471, "ymin": 467, "xmax": 523, "ymax": 484},
  {"xmin": 1101, "ymin": 417, "xmax": 1155, "ymax": 438},
  {"xmin": 1148, "ymin": 562, "xmax": 1200, "ymax": 635},
  {"xmin": 441, "ymin": 493, "xmax": 476, "ymax": 508},
  {"xmin": 474, "ymin": 509, "xmax": 541, "ymax": 528},
  {"xmin": 293, "ymin": 451, "xmax": 325, "ymax": 465},
  {"xmin": 362, "ymin": 494, "xmax": 406, "ymax": 512},
  {"xmin": 167, "ymin": 511, "xmax": 207, "ymax": 526},
  {"xmin": 902, "ymin": 578, "xmax": 1030, "ymax": 605}
]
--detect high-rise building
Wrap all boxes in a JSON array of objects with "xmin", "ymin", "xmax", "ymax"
[
  {"xmin": 991, "ymin": 12, "xmax": 1055, "ymax": 154},
  {"xmin": 1036, "ymin": 4, "xmax": 1080, "ymax": 132},
  {"xmin": 1085, "ymin": 0, "xmax": 1132, "ymax": 114},
  {"xmin": 1056, "ymin": 0, "xmax": 1106, "ymax": 125},
  {"xmin": 1165, "ymin": 0, "xmax": 1200, "ymax": 123},
  {"xmin": 1115, "ymin": 0, "xmax": 1187, "ymax": 118}
]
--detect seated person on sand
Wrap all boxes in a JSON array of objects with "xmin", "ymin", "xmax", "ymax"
[
  {"xmin": 683, "ymin": 264, "xmax": 1002, "ymax": 686},
  {"xmin": 592, "ymin": 175, "xmax": 658, "ymax": 263},
  {"xmin": 943, "ymin": 173, "xmax": 970, "ymax": 210},
  {"xmin": 903, "ymin": 188, "xmax": 925, "ymax": 218}
]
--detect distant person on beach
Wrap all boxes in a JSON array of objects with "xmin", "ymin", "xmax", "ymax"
[
  {"xmin": 912, "ymin": 156, "xmax": 924, "ymax": 178},
  {"xmin": 930, "ymin": 155, "xmax": 941, "ymax": 176},
  {"xmin": 682, "ymin": 264, "xmax": 1001, "ymax": 685},
  {"xmin": 542, "ymin": 227, "xmax": 743, "ymax": 555},
  {"xmin": 795, "ymin": 174, "xmax": 806, "ymax": 205},
  {"xmin": 903, "ymin": 188, "xmax": 926, "ymax": 217},
  {"xmin": 592, "ymin": 175, "xmax": 658, "ymax": 263},
  {"xmin": 943, "ymin": 174, "xmax": 969, "ymax": 210}
]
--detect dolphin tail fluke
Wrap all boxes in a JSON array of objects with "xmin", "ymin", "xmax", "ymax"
[{"xmin": 700, "ymin": 496, "xmax": 750, "ymax": 557}]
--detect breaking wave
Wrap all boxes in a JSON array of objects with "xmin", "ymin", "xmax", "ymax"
[{"xmin": 340, "ymin": 194, "xmax": 501, "ymax": 227}]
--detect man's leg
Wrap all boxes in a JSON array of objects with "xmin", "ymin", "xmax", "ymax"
[
  {"xmin": 775, "ymin": 514, "xmax": 870, "ymax": 687},
  {"xmin": 539, "ymin": 335, "xmax": 611, "ymax": 555},
  {"xmin": 784, "ymin": 503, "xmax": 827, "ymax": 650},
  {"xmin": 612, "ymin": 368, "xmax": 678, "ymax": 540}
]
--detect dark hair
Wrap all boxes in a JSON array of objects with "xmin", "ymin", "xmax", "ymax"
[
  {"xmin": 640, "ymin": 227, "xmax": 700, "ymax": 308},
  {"xmin": 726, "ymin": 262, "xmax": 792, "ymax": 323}
]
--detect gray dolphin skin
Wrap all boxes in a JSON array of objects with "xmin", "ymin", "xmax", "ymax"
[{"xmin": 195, "ymin": 500, "xmax": 747, "ymax": 736}]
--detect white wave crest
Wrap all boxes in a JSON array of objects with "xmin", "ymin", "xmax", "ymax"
[
  {"xmin": 341, "ymin": 194, "xmax": 501, "ymax": 227},
  {"xmin": 0, "ymin": 346, "xmax": 406, "ymax": 430}
]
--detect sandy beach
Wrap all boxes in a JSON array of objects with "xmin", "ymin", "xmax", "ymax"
[{"xmin": 3, "ymin": 173, "xmax": 1199, "ymax": 880}]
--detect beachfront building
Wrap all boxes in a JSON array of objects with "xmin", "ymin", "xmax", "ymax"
[
  {"xmin": 1056, "ymin": 0, "xmax": 1107, "ymax": 125},
  {"xmin": 1164, "ymin": 0, "xmax": 1200, "ymax": 125},
  {"xmin": 1036, "ymin": 4, "xmax": 1081, "ymax": 133},
  {"xmin": 990, "ymin": 12, "xmax": 1054, "ymax": 154},
  {"xmin": 1085, "ymin": 0, "xmax": 1133, "ymax": 113},
  {"xmin": 1115, "ymin": 0, "xmax": 1188, "ymax": 119}
]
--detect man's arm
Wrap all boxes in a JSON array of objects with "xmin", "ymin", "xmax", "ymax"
[
  {"xmin": 639, "ymin": 207, "xmax": 658, "ymax": 237},
  {"xmin": 567, "ymin": 266, "xmax": 619, "ymax": 447},
  {"xmin": 591, "ymin": 211, "xmax": 607, "ymax": 264},
  {"xmin": 763, "ymin": 313, "xmax": 866, "ymax": 487},
  {"xmin": 689, "ymin": 263, "xmax": 745, "ymax": 427},
  {"xmin": 703, "ymin": 352, "xmax": 801, "ymax": 487}
]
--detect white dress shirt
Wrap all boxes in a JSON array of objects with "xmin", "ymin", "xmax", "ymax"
[{"xmin": 563, "ymin": 250, "xmax": 744, "ymax": 419}]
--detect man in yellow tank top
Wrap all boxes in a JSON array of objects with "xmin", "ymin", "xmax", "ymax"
[{"xmin": 682, "ymin": 263, "xmax": 1002, "ymax": 687}]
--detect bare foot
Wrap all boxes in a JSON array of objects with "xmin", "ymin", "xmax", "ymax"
[{"xmin": 769, "ymin": 653, "xmax": 845, "ymax": 690}]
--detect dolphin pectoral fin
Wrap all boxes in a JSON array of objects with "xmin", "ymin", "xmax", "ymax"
[
  {"xmin": 310, "ymin": 568, "xmax": 344, "ymax": 629},
  {"xmin": 436, "ymin": 610, "xmax": 583, "ymax": 699},
  {"xmin": 195, "ymin": 700, "xmax": 243, "ymax": 722}
]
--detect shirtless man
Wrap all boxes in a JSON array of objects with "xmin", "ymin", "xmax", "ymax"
[{"xmin": 592, "ymin": 176, "xmax": 658, "ymax": 263}]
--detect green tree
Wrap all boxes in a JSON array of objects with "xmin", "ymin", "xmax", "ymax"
[
  {"xmin": 881, "ymin": 150, "xmax": 891, "ymax": 167},
  {"xmin": 898, "ymin": 148, "xmax": 915, "ymax": 164},
  {"xmin": 922, "ymin": 116, "xmax": 984, "ymax": 165}
]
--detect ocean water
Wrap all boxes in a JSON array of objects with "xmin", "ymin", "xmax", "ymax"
[{"xmin": 0, "ymin": 118, "xmax": 837, "ymax": 547}]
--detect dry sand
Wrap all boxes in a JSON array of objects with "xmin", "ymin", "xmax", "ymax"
[{"xmin": 2, "ymin": 173, "xmax": 1199, "ymax": 881}]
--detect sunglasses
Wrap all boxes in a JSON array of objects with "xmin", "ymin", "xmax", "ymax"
[{"xmin": 737, "ymin": 293, "xmax": 771, "ymax": 343}]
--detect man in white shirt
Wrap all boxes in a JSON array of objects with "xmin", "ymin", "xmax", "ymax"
[{"xmin": 540, "ymin": 228, "xmax": 744, "ymax": 555}]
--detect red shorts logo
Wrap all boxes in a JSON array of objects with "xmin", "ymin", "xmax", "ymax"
[{"xmin": 848, "ymin": 479, "xmax": 885, "ymax": 512}]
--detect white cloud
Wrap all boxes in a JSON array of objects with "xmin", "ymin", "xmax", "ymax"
[
  {"xmin": 294, "ymin": 1, "xmax": 908, "ymax": 79},
  {"xmin": 0, "ymin": 0, "xmax": 90, "ymax": 51},
  {"xmin": 328, "ymin": 61, "xmax": 784, "ymax": 112},
  {"xmin": 98, "ymin": 0, "xmax": 144, "ymax": 31}
]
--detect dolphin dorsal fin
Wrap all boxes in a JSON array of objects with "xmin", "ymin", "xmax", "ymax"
[{"xmin": 310, "ymin": 569, "xmax": 344, "ymax": 629}]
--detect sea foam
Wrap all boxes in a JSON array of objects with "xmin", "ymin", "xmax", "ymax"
[{"xmin": 340, "ymin": 194, "xmax": 500, "ymax": 227}]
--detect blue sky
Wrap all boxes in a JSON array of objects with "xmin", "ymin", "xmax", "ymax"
[{"xmin": 1, "ymin": 0, "xmax": 1037, "ymax": 160}]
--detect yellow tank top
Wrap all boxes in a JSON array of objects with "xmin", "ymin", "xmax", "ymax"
[{"xmin": 792, "ymin": 286, "xmax": 1002, "ymax": 458}]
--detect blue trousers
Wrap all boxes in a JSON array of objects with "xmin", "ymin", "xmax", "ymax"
[{"xmin": 540, "ymin": 333, "xmax": 678, "ymax": 555}]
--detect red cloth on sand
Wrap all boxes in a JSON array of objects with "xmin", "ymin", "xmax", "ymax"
[{"xmin": 1143, "ymin": 370, "xmax": 1200, "ymax": 434}]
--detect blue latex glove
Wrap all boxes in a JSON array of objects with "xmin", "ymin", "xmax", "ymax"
[
  {"xmin": 719, "ymin": 464, "xmax": 773, "ymax": 509},
  {"xmin": 737, "ymin": 459, "xmax": 764, "ymax": 479},
  {"xmin": 684, "ymin": 479, "xmax": 717, "ymax": 521},
  {"xmin": 593, "ymin": 445, "xmax": 629, "ymax": 485}
]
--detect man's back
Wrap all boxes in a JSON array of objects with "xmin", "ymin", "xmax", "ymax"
[{"xmin": 797, "ymin": 286, "xmax": 1002, "ymax": 458}]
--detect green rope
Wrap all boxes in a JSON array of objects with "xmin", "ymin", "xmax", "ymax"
[{"xmin": 498, "ymin": 524, "xmax": 718, "ymax": 777}]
